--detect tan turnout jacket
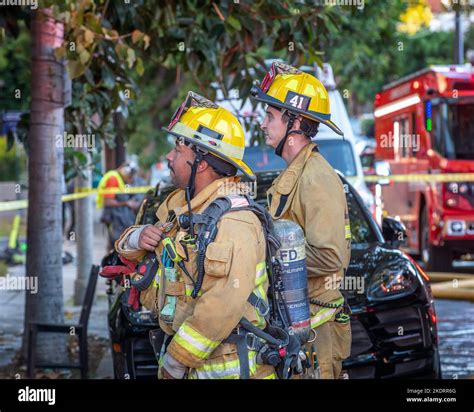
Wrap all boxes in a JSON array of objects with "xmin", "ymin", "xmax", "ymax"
[{"xmin": 116, "ymin": 176, "xmax": 275, "ymax": 379}]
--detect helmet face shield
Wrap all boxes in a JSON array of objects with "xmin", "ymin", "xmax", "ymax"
[
  {"xmin": 168, "ymin": 91, "xmax": 218, "ymax": 130},
  {"xmin": 260, "ymin": 64, "xmax": 277, "ymax": 93},
  {"xmin": 260, "ymin": 61, "xmax": 301, "ymax": 93}
]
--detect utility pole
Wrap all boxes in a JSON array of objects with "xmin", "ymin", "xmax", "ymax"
[
  {"xmin": 454, "ymin": 8, "xmax": 464, "ymax": 64},
  {"xmin": 73, "ymin": 145, "xmax": 93, "ymax": 305}
]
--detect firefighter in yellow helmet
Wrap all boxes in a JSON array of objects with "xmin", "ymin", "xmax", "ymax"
[
  {"xmin": 114, "ymin": 92, "xmax": 276, "ymax": 379},
  {"xmin": 251, "ymin": 62, "xmax": 352, "ymax": 379}
]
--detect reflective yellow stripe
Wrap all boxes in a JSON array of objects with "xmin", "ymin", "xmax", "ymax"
[
  {"xmin": 311, "ymin": 308, "xmax": 338, "ymax": 329},
  {"xmin": 152, "ymin": 267, "xmax": 161, "ymax": 288},
  {"xmin": 255, "ymin": 261, "xmax": 267, "ymax": 286},
  {"xmin": 189, "ymin": 351, "xmax": 258, "ymax": 379},
  {"xmin": 251, "ymin": 261, "xmax": 268, "ymax": 328},
  {"xmin": 185, "ymin": 284, "xmax": 201, "ymax": 297},
  {"xmin": 345, "ymin": 224, "xmax": 351, "ymax": 239},
  {"xmin": 263, "ymin": 373, "xmax": 277, "ymax": 379},
  {"xmin": 174, "ymin": 322, "xmax": 220, "ymax": 360},
  {"xmin": 257, "ymin": 284, "xmax": 267, "ymax": 301},
  {"xmin": 173, "ymin": 334, "xmax": 209, "ymax": 360},
  {"xmin": 310, "ymin": 297, "xmax": 345, "ymax": 329},
  {"xmin": 252, "ymin": 262, "xmax": 269, "ymax": 328}
]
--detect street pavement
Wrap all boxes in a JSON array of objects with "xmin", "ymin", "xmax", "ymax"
[
  {"xmin": 0, "ymin": 213, "xmax": 113, "ymax": 378},
  {"xmin": 437, "ymin": 299, "xmax": 474, "ymax": 379}
]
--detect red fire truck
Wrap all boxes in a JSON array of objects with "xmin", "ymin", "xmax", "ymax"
[{"xmin": 374, "ymin": 65, "xmax": 474, "ymax": 271}]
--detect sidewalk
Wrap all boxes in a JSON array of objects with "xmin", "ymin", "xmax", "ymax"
[{"xmin": 0, "ymin": 213, "xmax": 114, "ymax": 378}]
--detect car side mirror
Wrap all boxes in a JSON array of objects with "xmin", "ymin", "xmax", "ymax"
[
  {"xmin": 382, "ymin": 217, "xmax": 407, "ymax": 248},
  {"xmin": 374, "ymin": 160, "xmax": 391, "ymax": 185}
]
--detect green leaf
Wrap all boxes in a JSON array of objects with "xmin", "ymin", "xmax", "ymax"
[
  {"xmin": 135, "ymin": 57, "xmax": 144, "ymax": 76},
  {"xmin": 73, "ymin": 150, "xmax": 88, "ymax": 165},
  {"xmin": 79, "ymin": 49, "xmax": 90, "ymax": 65},
  {"xmin": 127, "ymin": 48, "xmax": 136, "ymax": 68},
  {"xmin": 115, "ymin": 43, "xmax": 128, "ymax": 59},
  {"xmin": 227, "ymin": 16, "xmax": 241, "ymax": 31},
  {"xmin": 67, "ymin": 60, "xmax": 86, "ymax": 79}
]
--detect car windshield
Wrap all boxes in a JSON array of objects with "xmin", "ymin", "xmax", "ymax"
[{"xmin": 316, "ymin": 139, "xmax": 357, "ymax": 177}]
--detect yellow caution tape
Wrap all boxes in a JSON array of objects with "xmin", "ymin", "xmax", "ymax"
[
  {"xmin": 0, "ymin": 186, "xmax": 154, "ymax": 212},
  {"xmin": 364, "ymin": 173, "xmax": 474, "ymax": 183},
  {"xmin": 0, "ymin": 200, "xmax": 28, "ymax": 212},
  {"xmin": 90, "ymin": 186, "xmax": 153, "ymax": 195},
  {"xmin": 1, "ymin": 173, "xmax": 474, "ymax": 212}
]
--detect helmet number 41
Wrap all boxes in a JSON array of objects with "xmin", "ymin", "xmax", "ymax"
[{"xmin": 285, "ymin": 92, "xmax": 310, "ymax": 110}]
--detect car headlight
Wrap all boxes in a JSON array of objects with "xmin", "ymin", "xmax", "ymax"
[{"xmin": 367, "ymin": 262, "xmax": 418, "ymax": 301}]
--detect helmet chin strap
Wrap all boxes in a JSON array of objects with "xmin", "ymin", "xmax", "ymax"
[
  {"xmin": 274, "ymin": 113, "xmax": 305, "ymax": 157},
  {"xmin": 186, "ymin": 150, "xmax": 203, "ymax": 200},
  {"xmin": 185, "ymin": 150, "xmax": 204, "ymax": 239}
]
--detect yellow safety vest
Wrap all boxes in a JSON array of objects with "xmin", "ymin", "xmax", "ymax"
[{"xmin": 96, "ymin": 170, "xmax": 126, "ymax": 209}]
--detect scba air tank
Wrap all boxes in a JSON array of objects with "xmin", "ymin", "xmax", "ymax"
[{"xmin": 273, "ymin": 219, "xmax": 311, "ymax": 344}]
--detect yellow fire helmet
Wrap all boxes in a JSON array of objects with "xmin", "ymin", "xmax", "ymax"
[
  {"xmin": 163, "ymin": 91, "xmax": 255, "ymax": 181},
  {"xmin": 250, "ymin": 61, "xmax": 343, "ymax": 136}
]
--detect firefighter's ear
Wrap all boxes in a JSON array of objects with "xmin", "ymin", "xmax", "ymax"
[
  {"xmin": 292, "ymin": 116, "xmax": 302, "ymax": 131},
  {"xmin": 196, "ymin": 158, "xmax": 210, "ymax": 174},
  {"xmin": 200, "ymin": 159, "xmax": 209, "ymax": 172}
]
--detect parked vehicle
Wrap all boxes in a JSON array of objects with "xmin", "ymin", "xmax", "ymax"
[{"xmin": 373, "ymin": 64, "xmax": 474, "ymax": 270}]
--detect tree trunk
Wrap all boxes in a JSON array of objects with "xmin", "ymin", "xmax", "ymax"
[
  {"xmin": 114, "ymin": 111, "xmax": 126, "ymax": 166},
  {"xmin": 73, "ymin": 147, "xmax": 93, "ymax": 305},
  {"xmin": 23, "ymin": 8, "xmax": 67, "ymax": 364}
]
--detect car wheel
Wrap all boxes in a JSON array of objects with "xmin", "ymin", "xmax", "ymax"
[{"xmin": 420, "ymin": 207, "xmax": 452, "ymax": 272}]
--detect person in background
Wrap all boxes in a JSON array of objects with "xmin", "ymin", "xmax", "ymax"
[
  {"xmin": 130, "ymin": 166, "xmax": 148, "ymax": 205},
  {"xmin": 96, "ymin": 161, "xmax": 140, "ymax": 250}
]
